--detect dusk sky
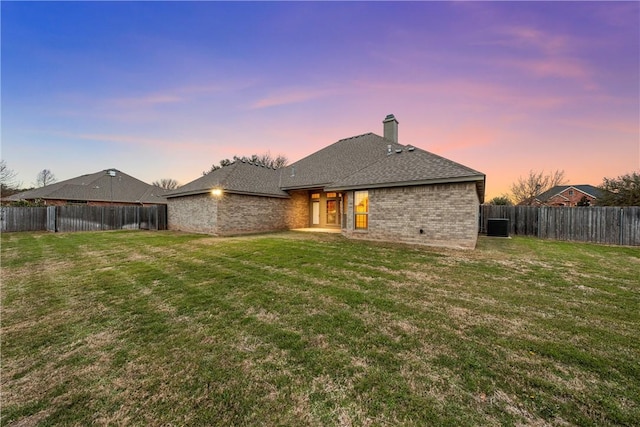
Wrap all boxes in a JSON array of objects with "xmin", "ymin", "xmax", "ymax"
[{"xmin": 2, "ymin": 1, "xmax": 638, "ymax": 199}]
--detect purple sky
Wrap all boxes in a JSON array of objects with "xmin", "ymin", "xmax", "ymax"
[{"xmin": 2, "ymin": 1, "xmax": 638, "ymax": 199}]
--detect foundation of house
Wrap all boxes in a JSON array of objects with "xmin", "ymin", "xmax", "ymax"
[{"xmin": 292, "ymin": 228, "xmax": 341, "ymax": 234}]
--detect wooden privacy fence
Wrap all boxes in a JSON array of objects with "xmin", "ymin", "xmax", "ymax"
[
  {"xmin": 1, "ymin": 205, "xmax": 167, "ymax": 233},
  {"xmin": 480, "ymin": 205, "xmax": 640, "ymax": 246},
  {"xmin": 0, "ymin": 207, "xmax": 48, "ymax": 233}
]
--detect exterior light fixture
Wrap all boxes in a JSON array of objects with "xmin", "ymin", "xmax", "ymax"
[{"xmin": 211, "ymin": 188, "xmax": 223, "ymax": 197}]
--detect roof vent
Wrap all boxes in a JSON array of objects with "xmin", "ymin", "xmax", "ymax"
[
  {"xmin": 407, "ymin": 146, "xmax": 415, "ymax": 152},
  {"xmin": 107, "ymin": 170, "xmax": 116, "ymax": 177},
  {"xmin": 395, "ymin": 149, "xmax": 402, "ymax": 154},
  {"xmin": 387, "ymin": 145, "xmax": 392, "ymax": 155},
  {"xmin": 290, "ymin": 166, "xmax": 296, "ymax": 177}
]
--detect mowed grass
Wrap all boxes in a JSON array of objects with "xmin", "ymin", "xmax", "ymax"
[{"xmin": 1, "ymin": 231, "xmax": 639, "ymax": 426}]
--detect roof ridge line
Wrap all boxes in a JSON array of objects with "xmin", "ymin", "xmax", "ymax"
[{"xmin": 336, "ymin": 132, "xmax": 374, "ymax": 142}]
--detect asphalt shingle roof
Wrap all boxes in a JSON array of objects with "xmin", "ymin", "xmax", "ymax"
[
  {"xmin": 170, "ymin": 131, "xmax": 485, "ymax": 201},
  {"xmin": 165, "ymin": 161, "xmax": 288, "ymax": 198},
  {"xmin": 280, "ymin": 132, "xmax": 484, "ymax": 199},
  {"xmin": 278, "ymin": 133, "xmax": 405, "ymax": 189},
  {"xmin": 326, "ymin": 145, "xmax": 484, "ymax": 190},
  {"xmin": 7, "ymin": 169, "xmax": 167, "ymax": 204}
]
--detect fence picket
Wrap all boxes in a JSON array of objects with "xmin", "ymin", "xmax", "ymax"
[
  {"xmin": 480, "ymin": 205, "xmax": 639, "ymax": 246},
  {"xmin": 1, "ymin": 205, "xmax": 167, "ymax": 233}
]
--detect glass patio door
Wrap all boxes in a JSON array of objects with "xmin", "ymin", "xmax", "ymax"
[{"xmin": 312, "ymin": 201, "xmax": 320, "ymax": 225}]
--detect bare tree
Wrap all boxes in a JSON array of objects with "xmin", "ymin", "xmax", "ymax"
[
  {"xmin": 1, "ymin": 160, "xmax": 20, "ymax": 197},
  {"xmin": 152, "ymin": 178, "xmax": 180, "ymax": 190},
  {"xmin": 35, "ymin": 169, "xmax": 57, "ymax": 187},
  {"xmin": 1, "ymin": 160, "xmax": 18, "ymax": 186},
  {"xmin": 510, "ymin": 169, "xmax": 567, "ymax": 205},
  {"xmin": 203, "ymin": 152, "xmax": 288, "ymax": 175},
  {"xmin": 255, "ymin": 152, "xmax": 288, "ymax": 169}
]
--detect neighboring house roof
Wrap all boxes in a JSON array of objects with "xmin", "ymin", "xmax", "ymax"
[
  {"xmin": 165, "ymin": 161, "xmax": 289, "ymax": 199},
  {"xmin": 281, "ymin": 132, "xmax": 485, "ymax": 201},
  {"xmin": 536, "ymin": 185, "xmax": 605, "ymax": 203},
  {"xmin": 6, "ymin": 169, "xmax": 167, "ymax": 204}
]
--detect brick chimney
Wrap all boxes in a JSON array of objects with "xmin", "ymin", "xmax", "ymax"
[{"xmin": 383, "ymin": 114, "xmax": 398, "ymax": 143}]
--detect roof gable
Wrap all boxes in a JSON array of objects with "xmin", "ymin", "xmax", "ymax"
[
  {"xmin": 326, "ymin": 146, "xmax": 484, "ymax": 189},
  {"xmin": 165, "ymin": 161, "xmax": 288, "ymax": 198},
  {"xmin": 278, "ymin": 133, "xmax": 404, "ymax": 189},
  {"xmin": 536, "ymin": 185, "xmax": 605, "ymax": 202}
]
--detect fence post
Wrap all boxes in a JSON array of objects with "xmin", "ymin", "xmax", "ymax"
[
  {"xmin": 46, "ymin": 206, "xmax": 56, "ymax": 232},
  {"xmin": 619, "ymin": 208, "xmax": 624, "ymax": 246}
]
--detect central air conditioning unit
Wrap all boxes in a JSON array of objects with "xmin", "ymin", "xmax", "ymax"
[{"xmin": 487, "ymin": 218, "xmax": 509, "ymax": 237}]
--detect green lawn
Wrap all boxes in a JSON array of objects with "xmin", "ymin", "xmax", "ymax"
[{"xmin": 1, "ymin": 231, "xmax": 639, "ymax": 426}]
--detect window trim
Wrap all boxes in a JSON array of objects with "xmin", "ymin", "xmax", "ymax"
[{"xmin": 354, "ymin": 190, "xmax": 369, "ymax": 231}]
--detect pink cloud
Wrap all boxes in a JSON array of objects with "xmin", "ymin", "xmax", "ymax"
[
  {"xmin": 108, "ymin": 84, "xmax": 230, "ymax": 108},
  {"xmin": 426, "ymin": 124, "xmax": 500, "ymax": 154},
  {"xmin": 249, "ymin": 87, "xmax": 337, "ymax": 109},
  {"xmin": 495, "ymin": 25, "xmax": 570, "ymax": 55},
  {"xmin": 555, "ymin": 117, "xmax": 640, "ymax": 136},
  {"xmin": 50, "ymin": 131, "xmax": 213, "ymax": 153},
  {"xmin": 354, "ymin": 78, "xmax": 570, "ymax": 111},
  {"xmin": 499, "ymin": 56, "xmax": 595, "ymax": 90},
  {"xmin": 110, "ymin": 94, "xmax": 184, "ymax": 108},
  {"xmin": 486, "ymin": 25, "xmax": 597, "ymax": 89}
]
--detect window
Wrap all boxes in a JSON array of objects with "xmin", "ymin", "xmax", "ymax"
[
  {"xmin": 354, "ymin": 190, "xmax": 369, "ymax": 230},
  {"xmin": 326, "ymin": 200, "xmax": 337, "ymax": 224},
  {"xmin": 311, "ymin": 193, "xmax": 320, "ymax": 199}
]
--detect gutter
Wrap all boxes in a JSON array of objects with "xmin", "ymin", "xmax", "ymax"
[
  {"xmin": 324, "ymin": 174, "xmax": 486, "ymax": 192},
  {"xmin": 279, "ymin": 182, "xmax": 334, "ymax": 191},
  {"xmin": 165, "ymin": 188, "xmax": 290, "ymax": 199}
]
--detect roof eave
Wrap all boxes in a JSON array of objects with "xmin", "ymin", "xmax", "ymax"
[
  {"xmin": 279, "ymin": 183, "xmax": 333, "ymax": 191},
  {"xmin": 164, "ymin": 189, "xmax": 210, "ymax": 198},
  {"xmin": 166, "ymin": 188, "xmax": 289, "ymax": 199},
  {"xmin": 324, "ymin": 175, "xmax": 486, "ymax": 192},
  {"xmin": 225, "ymin": 189, "xmax": 290, "ymax": 199}
]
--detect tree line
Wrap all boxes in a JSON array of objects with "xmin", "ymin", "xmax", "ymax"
[
  {"xmin": 488, "ymin": 169, "xmax": 639, "ymax": 207},
  {"xmin": 3, "ymin": 159, "xmax": 636, "ymax": 206}
]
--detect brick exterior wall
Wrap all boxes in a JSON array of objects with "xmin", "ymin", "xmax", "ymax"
[
  {"xmin": 286, "ymin": 190, "xmax": 310, "ymax": 229},
  {"xmin": 343, "ymin": 182, "xmax": 480, "ymax": 249},
  {"xmin": 168, "ymin": 193, "xmax": 219, "ymax": 234},
  {"xmin": 168, "ymin": 192, "xmax": 306, "ymax": 236},
  {"xmin": 545, "ymin": 189, "xmax": 596, "ymax": 207},
  {"xmin": 168, "ymin": 184, "xmax": 480, "ymax": 248},
  {"xmin": 216, "ymin": 193, "xmax": 290, "ymax": 235}
]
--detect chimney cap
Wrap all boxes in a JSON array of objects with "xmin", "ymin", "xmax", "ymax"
[{"xmin": 383, "ymin": 114, "xmax": 398, "ymax": 123}]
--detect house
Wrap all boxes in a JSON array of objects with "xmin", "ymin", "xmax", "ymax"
[
  {"xmin": 535, "ymin": 185, "xmax": 605, "ymax": 207},
  {"xmin": 5, "ymin": 169, "xmax": 167, "ymax": 206},
  {"xmin": 166, "ymin": 115, "xmax": 486, "ymax": 249}
]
